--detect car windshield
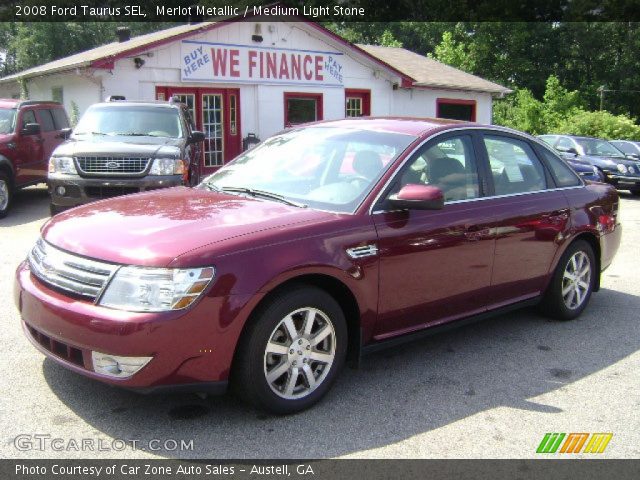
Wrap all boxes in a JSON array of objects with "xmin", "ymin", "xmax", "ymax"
[
  {"xmin": 575, "ymin": 138, "xmax": 625, "ymax": 158},
  {"xmin": 74, "ymin": 105, "xmax": 183, "ymax": 138},
  {"xmin": 200, "ymin": 127, "xmax": 415, "ymax": 213},
  {"xmin": 0, "ymin": 108, "xmax": 16, "ymax": 134}
]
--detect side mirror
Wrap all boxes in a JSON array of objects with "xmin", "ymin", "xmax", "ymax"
[
  {"xmin": 389, "ymin": 184, "xmax": 444, "ymax": 210},
  {"xmin": 21, "ymin": 123, "xmax": 41, "ymax": 136},
  {"xmin": 57, "ymin": 128, "xmax": 72, "ymax": 139},
  {"xmin": 189, "ymin": 131, "xmax": 205, "ymax": 144},
  {"xmin": 625, "ymin": 153, "xmax": 640, "ymax": 160},
  {"xmin": 557, "ymin": 146, "xmax": 578, "ymax": 156}
]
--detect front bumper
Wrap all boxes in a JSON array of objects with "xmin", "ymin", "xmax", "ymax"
[
  {"xmin": 48, "ymin": 174, "xmax": 184, "ymax": 208},
  {"xmin": 602, "ymin": 173, "xmax": 640, "ymax": 190},
  {"xmin": 14, "ymin": 261, "xmax": 257, "ymax": 391}
]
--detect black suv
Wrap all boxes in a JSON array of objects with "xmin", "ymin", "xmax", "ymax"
[{"xmin": 48, "ymin": 97, "xmax": 204, "ymax": 215}]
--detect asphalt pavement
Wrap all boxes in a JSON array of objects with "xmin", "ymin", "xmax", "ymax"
[{"xmin": 1, "ymin": 185, "xmax": 638, "ymax": 459}]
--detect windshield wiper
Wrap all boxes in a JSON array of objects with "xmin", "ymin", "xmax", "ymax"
[
  {"xmin": 74, "ymin": 131, "xmax": 107, "ymax": 136},
  {"xmin": 111, "ymin": 132, "xmax": 150, "ymax": 136},
  {"xmin": 221, "ymin": 186, "xmax": 307, "ymax": 208}
]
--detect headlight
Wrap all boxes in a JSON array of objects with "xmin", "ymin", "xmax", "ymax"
[
  {"xmin": 49, "ymin": 156, "xmax": 77, "ymax": 175},
  {"xmin": 617, "ymin": 164, "xmax": 627, "ymax": 174},
  {"xmin": 99, "ymin": 266, "xmax": 215, "ymax": 312},
  {"xmin": 592, "ymin": 166, "xmax": 599, "ymax": 175},
  {"xmin": 149, "ymin": 158, "xmax": 185, "ymax": 175}
]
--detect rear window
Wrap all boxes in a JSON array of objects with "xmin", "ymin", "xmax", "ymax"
[{"xmin": 538, "ymin": 146, "xmax": 582, "ymax": 187}]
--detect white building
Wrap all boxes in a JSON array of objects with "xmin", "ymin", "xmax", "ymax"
[{"xmin": 0, "ymin": 18, "xmax": 510, "ymax": 171}]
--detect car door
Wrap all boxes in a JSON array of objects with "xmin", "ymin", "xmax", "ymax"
[
  {"xmin": 371, "ymin": 132, "xmax": 497, "ymax": 339},
  {"xmin": 478, "ymin": 132, "xmax": 571, "ymax": 306},
  {"xmin": 14, "ymin": 108, "xmax": 44, "ymax": 186}
]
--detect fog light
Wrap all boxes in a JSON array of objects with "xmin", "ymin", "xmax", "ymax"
[
  {"xmin": 91, "ymin": 351, "xmax": 152, "ymax": 378},
  {"xmin": 56, "ymin": 186, "xmax": 66, "ymax": 196}
]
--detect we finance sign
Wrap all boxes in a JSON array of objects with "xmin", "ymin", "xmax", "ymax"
[{"xmin": 181, "ymin": 41, "xmax": 344, "ymax": 87}]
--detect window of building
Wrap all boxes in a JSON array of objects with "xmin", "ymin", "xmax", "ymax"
[
  {"xmin": 436, "ymin": 98, "xmax": 476, "ymax": 122},
  {"xmin": 346, "ymin": 97, "xmax": 362, "ymax": 117},
  {"xmin": 284, "ymin": 93, "xmax": 323, "ymax": 127},
  {"xmin": 51, "ymin": 86, "xmax": 63, "ymax": 104},
  {"xmin": 484, "ymin": 135, "xmax": 548, "ymax": 195},
  {"xmin": 229, "ymin": 94, "xmax": 237, "ymax": 135}
]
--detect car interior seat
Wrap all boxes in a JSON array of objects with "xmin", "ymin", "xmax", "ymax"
[{"xmin": 352, "ymin": 150, "xmax": 384, "ymax": 181}]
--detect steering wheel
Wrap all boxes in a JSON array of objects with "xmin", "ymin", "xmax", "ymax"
[{"xmin": 349, "ymin": 175, "xmax": 371, "ymax": 191}]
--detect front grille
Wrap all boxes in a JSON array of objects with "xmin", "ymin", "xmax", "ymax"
[
  {"xmin": 28, "ymin": 238, "xmax": 119, "ymax": 300},
  {"xmin": 26, "ymin": 324, "xmax": 84, "ymax": 367},
  {"xmin": 85, "ymin": 186, "xmax": 139, "ymax": 198},
  {"xmin": 76, "ymin": 156, "xmax": 150, "ymax": 175}
]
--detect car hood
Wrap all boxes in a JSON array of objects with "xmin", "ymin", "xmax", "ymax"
[
  {"xmin": 53, "ymin": 136, "xmax": 183, "ymax": 158},
  {"xmin": 580, "ymin": 154, "xmax": 635, "ymax": 167},
  {"xmin": 41, "ymin": 187, "xmax": 334, "ymax": 266}
]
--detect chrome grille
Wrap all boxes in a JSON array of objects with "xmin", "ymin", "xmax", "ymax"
[
  {"xmin": 28, "ymin": 239, "xmax": 119, "ymax": 300},
  {"xmin": 75, "ymin": 156, "xmax": 150, "ymax": 175}
]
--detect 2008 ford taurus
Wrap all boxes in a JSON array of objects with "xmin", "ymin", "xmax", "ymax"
[{"xmin": 14, "ymin": 118, "xmax": 621, "ymax": 413}]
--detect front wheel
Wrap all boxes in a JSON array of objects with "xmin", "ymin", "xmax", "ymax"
[
  {"xmin": 233, "ymin": 286, "xmax": 347, "ymax": 414},
  {"xmin": 0, "ymin": 172, "xmax": 13, "ymax": 219},
  {"xmin": 539, "ymin": 240, "xmax": 596, "ymax": 320}
]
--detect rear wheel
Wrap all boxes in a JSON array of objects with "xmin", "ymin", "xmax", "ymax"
[
  {"xmin": 233, "ymin": 286, "xmax": 347, "ymax": 414},
  {"xmin": 539, "ymin": 240, "xmax": 596, "ymax": 320},
  {"xmin": 0, "ymin": 172, "xmax": 12, "ymax": 219}
]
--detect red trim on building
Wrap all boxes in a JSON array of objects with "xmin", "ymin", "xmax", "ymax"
[
  {"xmin": 283, "ymin": 92, "xmax": 323, "ymax": 127},
  {"xmin": 436, "ymin": 98, "xmax": 477, "ymax": 122}
]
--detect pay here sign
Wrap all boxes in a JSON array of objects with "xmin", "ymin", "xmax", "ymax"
[{"xmin": 181, "ymin": 41, "xmax": 344, "ymax": 87}]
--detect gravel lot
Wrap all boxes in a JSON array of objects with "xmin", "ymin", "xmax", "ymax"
[{"xmin": 1, "ymin": 185, "xmax": 638, "ymax": 459}]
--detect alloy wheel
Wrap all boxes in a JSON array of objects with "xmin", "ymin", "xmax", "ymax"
[
  {"xmin": 263, "ymin": 307, "xmax": 336, "ymax": 400},
  {"xmin": 562, "ymin": 251, "xmax": 591, "ymax": 310}
]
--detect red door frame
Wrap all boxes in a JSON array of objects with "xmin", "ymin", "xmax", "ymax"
[
  {"xmin": 345, "ymin": 89, "xmax": 371, "ymax": 117},
  {"xmin": 436, "ymin": 98, "xmax": 477, "ymax": 122},
  {"xmin": 155, "ymin": 86, "xmax": 242, "ymax": 173},
  {"xmin": 283, "ymin": 92, "xmax": 323, "ymax": 127}
]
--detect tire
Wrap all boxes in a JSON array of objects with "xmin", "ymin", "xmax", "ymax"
[
  {"xmin": 49, "ymin": 203, "xmax": 65, "ymax": 216},
  {"xmin": 0, "ymin": 172, "xmax": 12, "ymax": 219},
  {"xmin": 630, "ymin": 188, "xmax": 640, "ymax": 197},
  {"xmin": 539, "ymin": 240, "xmax": 596, "ymax": 321},
  {"xmin": 233, "ymin": 286, "xmax": 348, "ymax": 414}
]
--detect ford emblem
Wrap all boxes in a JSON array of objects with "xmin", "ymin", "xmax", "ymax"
[{"xmin": 106, "ymin": 161, "xmax": 120, "ymax": 169}]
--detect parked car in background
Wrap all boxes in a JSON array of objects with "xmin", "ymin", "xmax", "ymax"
[
  {"xmin": 540, "ymin": 134, "xmax": 640, "ymax": 195},
  {"xmin": 48, "ymin": 96, "xmax": 205, "ymax": 215},
  {"xmin": 610, "ymin": 140, "xmax": 640, "ymax": 160},
  {"xmin": 538, "ymin": 135, "xmax": 604, "ymax": 182},
  {"xmin": 16, "ymin": 119, "xmax": 621, "ymax": 413},
  {"xmin": 0, "ymin": 99, "xmax": 70, "ymax": 218}
]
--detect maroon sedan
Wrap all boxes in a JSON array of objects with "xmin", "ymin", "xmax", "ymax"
[{"xmin": 14, "ymin": 118, "xmax": 621, "ymax": 414}]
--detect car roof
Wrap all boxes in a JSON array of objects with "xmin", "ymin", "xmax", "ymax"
[
  {"xmin": 0, "ymin": 99, "xmax": 62, "ymax": 109},
  {"xmin": 90, "ymin": 101, "xmax": 181, "ymax": 109},
  {"xmin": 305, "ymin": 117, "xmax": 476, "ymax": 137}
]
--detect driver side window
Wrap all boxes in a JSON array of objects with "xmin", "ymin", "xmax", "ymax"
[{"xmin": 389, "ymin": 135, "xmax": 480, "ymax": 203}]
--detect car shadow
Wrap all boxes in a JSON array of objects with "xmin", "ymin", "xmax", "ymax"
[
  {"xmin": 42, "ymin": 288, "xmax": 640, "ymax": 458},
  {"xmin": 0, "ymin": 185, "xmax": 50, "ymax": 227}
]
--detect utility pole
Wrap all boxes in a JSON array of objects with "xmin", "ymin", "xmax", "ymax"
[{"xmin": 597, "ymin": 86, "xmax": 605, "ymax": 111}]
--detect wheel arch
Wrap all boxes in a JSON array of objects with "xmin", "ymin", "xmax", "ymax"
[
  {"xmin": 561, "ymin": 232, "xmax": 602, "ymax": 292},
  {"xmin": 0, "ymin": 155, "xmax": 15, "ymax": 184},
  {"xmin": 230, "ymin": 273, "xmax": 363, "ymax": 375}
]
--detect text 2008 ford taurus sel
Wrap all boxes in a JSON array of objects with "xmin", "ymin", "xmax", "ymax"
[{"xmin": 14, "ymin": 118, "xmax": 621, "ymax": 414}]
